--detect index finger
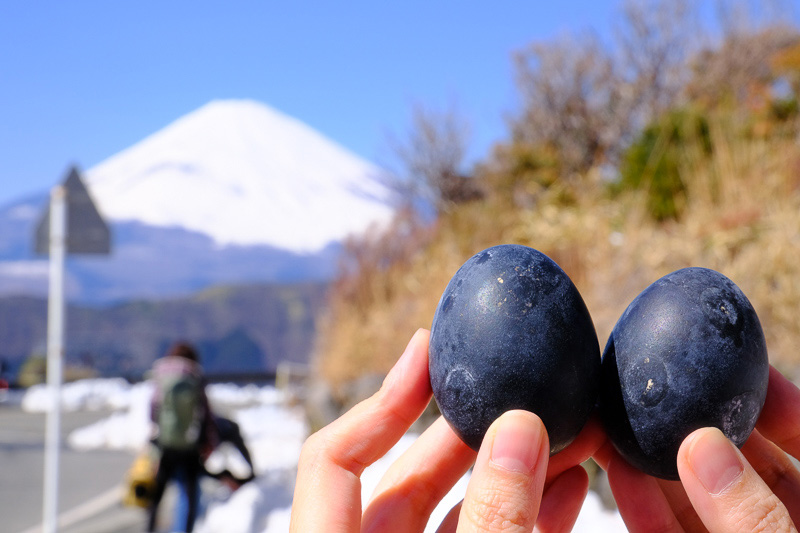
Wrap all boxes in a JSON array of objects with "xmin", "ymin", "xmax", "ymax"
[
  {"xmin": 290, "ymin": 329, "xmax": 433, "ymax": 532},
  {"xmin": 546, "ymin": 415, "xmax": 606, "ymax": 486},
  {"xmin": 756, "ymin": 365, "xmax": 800, "ymax": 461}
]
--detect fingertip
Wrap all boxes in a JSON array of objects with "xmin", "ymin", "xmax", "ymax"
[
  {"xmin": 402, "ymin": 328, "xmax": 430, "ymax": 364},
  {"xmin": 535, "ymin": 465, "xmax": 589, "ymax": 533},
  {"xmin": 679, "ymin": 427, "xmax": 744, "ymax": 496},
  {"xmin": 497, "ymin": 409, "xmax": 545, "ymax": 429},
  {"xmin": 406, "ymin": 328, "xmax": 431, "ymax": 369},
  {"xmin": 547, "ymin": 414, "xmax": 607, "ymax": 484},
  {"xmin": 384, "ymin": 329, "xmax": 432, "ymax": 392},
  {"xmin": 488, "ymin": 410, "xmax": 549, "ymax": 475},
  {"xmin": 678, "ymin": 427, "xmax": 709, "ymax": 463},
  {"xmin": 678, "ymin": 426, "xmax": 795, "ymax": 531},
  {"xmin": 412, "ymin": 327, "xmax": 431, "ymax": 343},
  {"xmin": 559, "ymin": 414, "xmax": 605, "ymax": 458},
  {"xmin": 580, "ymin": 414, "xmax": 606, "ymax": 449},
  {"xmin": 561, "ymin": 463, "xmax": 590, "ymax": 493},
  {"xmin": 592, "ymin": 440, "xmax": 617, "ymax": 470},
  {"xmin": 462, "ymin": 410, "xmax": 550, "ymax": 531}
]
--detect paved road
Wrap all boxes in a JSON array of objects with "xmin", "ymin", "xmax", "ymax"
[{"xmin": 0, "ymin": 404, "xmax": 148, "ymax": 533}]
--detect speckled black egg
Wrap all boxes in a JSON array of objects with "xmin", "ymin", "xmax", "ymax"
[
  {"xmin": 599, "ymin": 267, "xmax": 769, "ymax": 480},
  {"xmin": 429, "ymin": 244, "xmax": 600, "ymax": 454}
]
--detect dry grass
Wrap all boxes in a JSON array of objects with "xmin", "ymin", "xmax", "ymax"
[{"xmin": 315, "ymin": 119, "xmax": 800, "ymax": 392}]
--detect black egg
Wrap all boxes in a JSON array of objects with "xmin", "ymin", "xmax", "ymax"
[
  {"xmin": 429, "ymin": 244, "xmax": 600, "ymax": 454},
  {"xmin": 599, "ymin": 267, "xmax": 769, "ymax": 480}
]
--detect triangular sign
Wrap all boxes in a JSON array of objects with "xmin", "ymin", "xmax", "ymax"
[{"xmin": 35, "ymin": 166, "xmax": 111, "ymax": 255}]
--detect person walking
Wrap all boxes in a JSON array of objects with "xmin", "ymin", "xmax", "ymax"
[{"xmin": 147, "ymin": 342, "xmax": 216, "ymax": 533}]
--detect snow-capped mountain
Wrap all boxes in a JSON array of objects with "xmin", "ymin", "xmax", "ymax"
[
  {"xmin": 0, "ymin": 100, "xmax": 395, "ymax": 302},
  {"xmin": 86, "ymin": 99, "xmax": 393, "ymax": 253}
]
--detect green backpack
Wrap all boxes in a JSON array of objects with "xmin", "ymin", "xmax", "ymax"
[{"xmin": 157, "ymin": 373, "xmax": 204, "ymax": 450}]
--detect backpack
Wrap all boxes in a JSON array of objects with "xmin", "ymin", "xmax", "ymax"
[{"xmin": 155, "ymin": 360, "xmax": 205, "ymax": 450}]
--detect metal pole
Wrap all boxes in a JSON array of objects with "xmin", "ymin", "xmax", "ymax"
[{"xmin": 43, "ymin": 185, "xmax": 66, "ymax": 533}]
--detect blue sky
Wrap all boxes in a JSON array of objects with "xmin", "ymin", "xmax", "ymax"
[
  {"xmin": 0, "ymin": 1, "xmax": 630, "ymax": 207},
  {"xmin": 7, "ymin": 1, "xmax": 753, "ymax": 208}
]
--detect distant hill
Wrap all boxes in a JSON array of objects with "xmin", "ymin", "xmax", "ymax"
[
  {"xmin": 0, "ymin": 99, "xmax": 393, "ymax": 302},
  {"xmin": 0, "ymin": 281, "xmax": 329, "ymax": 382}
]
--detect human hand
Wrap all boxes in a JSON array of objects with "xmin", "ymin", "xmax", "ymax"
[
  {"xmin": 290, "ymin": 328, "xmax": 604, "ymax": 532},
  {"xmin": 596, "ymin": 365, "xmax": 800, "ymax": 531}
]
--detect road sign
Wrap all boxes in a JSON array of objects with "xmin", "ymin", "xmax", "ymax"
[
  {"xmin": 35, "ymin": 165, "xmax": 111, "ymax": 533},
  {"xmin": 35, "ymin": 166, "xmax": 111, "ymax": 255}
]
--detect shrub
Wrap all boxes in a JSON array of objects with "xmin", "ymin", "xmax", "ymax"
[{"xmin": 617, "ymin": 109, "xmax": 711, "ymax": 221}]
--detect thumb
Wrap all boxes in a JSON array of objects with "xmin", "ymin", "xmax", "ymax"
[
  {"xmin": 678, "ymin": 427, "xmax": 797, "ymax": 532},
  {"xmin": 458, "ymin": 410, "xmax": 549, "ymax": 533}
]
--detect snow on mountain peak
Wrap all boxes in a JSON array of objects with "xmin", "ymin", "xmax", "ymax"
[{"xmin": 85, "ymin": 99, "xmax": 394, "ymax": 253}]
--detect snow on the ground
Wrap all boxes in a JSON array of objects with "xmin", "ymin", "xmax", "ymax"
[{"xmin": 21, "ymin": 379, "xmax": 625, "ymax": 532}]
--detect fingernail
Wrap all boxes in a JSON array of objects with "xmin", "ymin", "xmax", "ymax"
[
  {"xmin": 688, "ymin": 428, "xmax": 744, "ymax": 495},
  {"xmin": 490, "ymin": 411, "xmax": 543, "ymax": 474}
]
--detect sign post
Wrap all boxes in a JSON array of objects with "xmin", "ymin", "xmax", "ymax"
[
  {"xmin": 42, "ymin": 185, "xmax": 66, "ymax": 533},
  {"xmin": 35, "ymin": 166, "xmax": 110, "ymax": 533}
]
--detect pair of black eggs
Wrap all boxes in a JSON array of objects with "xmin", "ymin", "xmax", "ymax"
[{"xmin": 429, "ymin": 244, "xmax": 769, "ymax": 480}]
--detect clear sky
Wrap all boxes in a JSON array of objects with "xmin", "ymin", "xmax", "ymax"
[{"xmin": 0, "ymin": 1, "xmax": 663, "ymax": 207}]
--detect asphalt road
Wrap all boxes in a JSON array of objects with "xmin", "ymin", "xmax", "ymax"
[{"xmin": 0, "ymin": 403, "xmax": 147, "ymax": 533}]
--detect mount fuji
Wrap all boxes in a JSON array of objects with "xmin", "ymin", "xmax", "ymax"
[
  {"xmin": 0, "ymin": 100, "xmax": 395, "ymax": 303},
  {"xmin": 87, "ymin": 99, "xmax": 393, "ymax": 253}
]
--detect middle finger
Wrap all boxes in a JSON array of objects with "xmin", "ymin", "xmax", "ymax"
[
  {"xmin": 362, "ymin": 416, "xmax": 476, "ymax": 533},
  {"xmin": 741, "ymin": 429, "xmax": 800, "ymax": 524}
]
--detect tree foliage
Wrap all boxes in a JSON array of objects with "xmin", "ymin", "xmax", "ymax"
[
  {"xmin": 316, "ymin": 0, "xmax": 800, "ymax": 397},
  {"xmin": 510, "ymin": 0, "xmax": 697, "ymax": 175},
  {"xmin": 687, "ymin": 25, "xmax": 800, "ymax": 112},
  {"xmin": 511, "ymin": 33, "xmax": 627, "ymax": 173},
  {"xmin": 383, "ymin": 103, "xmax": 483, "ymax": 216}
]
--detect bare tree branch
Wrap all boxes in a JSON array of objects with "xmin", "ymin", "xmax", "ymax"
[{"xmin": 382, "ymin": 103, "xmax": 481, "ymax": 214}]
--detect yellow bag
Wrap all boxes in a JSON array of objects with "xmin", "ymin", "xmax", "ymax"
[{"xmin": 123, "ymin": 448, "xmax": 158, "ymax": 508}]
